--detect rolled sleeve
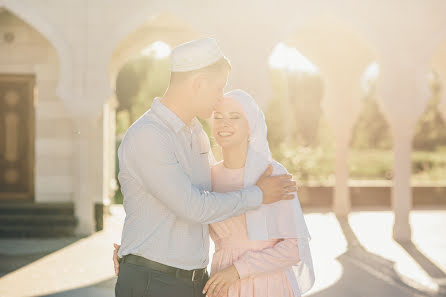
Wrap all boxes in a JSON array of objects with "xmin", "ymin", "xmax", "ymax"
[{"xmin": 243, "ymin": 185, "xmax": 263, "ymax": 209}]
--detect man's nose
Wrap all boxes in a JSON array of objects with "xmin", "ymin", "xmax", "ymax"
[{"xmin": 213, "ymin": 99, "xmax": 222, "ymax": 110}]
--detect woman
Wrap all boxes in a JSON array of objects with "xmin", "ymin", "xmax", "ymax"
[{"xmin": 203, "ymin": 89, "xmax": 314, "ymax": 297}]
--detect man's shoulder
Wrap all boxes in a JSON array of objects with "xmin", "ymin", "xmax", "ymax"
[{"xmin": 123, "ymin": 111, "xmax": 172, "ymax": 144}]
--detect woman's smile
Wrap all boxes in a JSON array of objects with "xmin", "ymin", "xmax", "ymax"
[{"xmin": 217, "ymin": 131, "xmax": 235, "ymax": 137}]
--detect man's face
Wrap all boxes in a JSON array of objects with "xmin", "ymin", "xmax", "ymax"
[{"xmin": 193, "ymin": 72, "xmax": 229, "ymax": 119}]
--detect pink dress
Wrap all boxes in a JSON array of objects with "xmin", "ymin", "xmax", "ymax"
[{"xmin": 210, "ymin": 162, "xmax": 299, "ymax": 297}]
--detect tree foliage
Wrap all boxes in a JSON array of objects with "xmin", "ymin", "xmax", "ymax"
[{"xmin": 413, "ymin": 74, "xmax": 446, "ymax": 151}]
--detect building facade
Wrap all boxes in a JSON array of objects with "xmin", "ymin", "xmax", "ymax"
[{"xmin": 0, "ymin": 0, "xmax": 445, "ymax": 240}]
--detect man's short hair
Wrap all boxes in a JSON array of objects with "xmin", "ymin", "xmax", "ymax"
[{"xmin": 170, "ymin": 57, "xmax": 231, "ymax": 85}]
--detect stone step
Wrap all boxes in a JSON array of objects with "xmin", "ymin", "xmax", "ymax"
[
  {"xmin": 0, "ymin": 225, "xmax": 76, "ymax": 238},
  {"xmin": 0, "ymin": 203, "xmax": 77, "ymax": 237},
  {"xmin": 0, "ymin": 202, "xmax": 74, "ymax": 215},
  {"xmin": 0, "ymin": 214, "xmax": 77, "ymax": 226}
]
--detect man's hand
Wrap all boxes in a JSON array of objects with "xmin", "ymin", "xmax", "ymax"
[
  {"xmin": 203, "ymin": 265, "xmax": 240, "ymax": 297},
  {"xmin": 256, "ymin": 165, "xmax": 297, "ymax": 204},
  {"xmin": 113, "ymin": 243, "xmax": 121, "ymax": 276}
]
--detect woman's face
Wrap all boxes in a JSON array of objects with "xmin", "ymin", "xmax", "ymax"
[{"xmin": 212, "ymin": 98, "xmax": 250, "ymax": 149}]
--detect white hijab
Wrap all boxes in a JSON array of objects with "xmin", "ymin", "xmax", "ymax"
[{"xmin": 224, "ymin": 89, "xmax": 315, "ymax": 296}]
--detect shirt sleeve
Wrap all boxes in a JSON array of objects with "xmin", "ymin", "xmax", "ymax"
[
  {"xmin": 118, "ymin": 123, "xmax": 262, "ymax": 224},
  {"xmin": 201, "ymin": 129, "xmax": 218, "ymax": 167},
  {"xmin": 233, "ymin": 238, "xmax": 300, "ymax": 279}
]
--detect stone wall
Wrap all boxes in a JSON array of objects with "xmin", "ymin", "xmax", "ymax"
[{"xmin": 0, "ymin": 10, "xmax": 74, "ymax": 203}]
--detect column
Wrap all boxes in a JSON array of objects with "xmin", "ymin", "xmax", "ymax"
[{"xmin": 377, "ymin": 61, "xmax": 429, "ymax": 242}]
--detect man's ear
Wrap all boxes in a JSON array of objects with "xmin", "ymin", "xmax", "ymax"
[{"xmin": 190, "ymin": 72, "xmax": 206, "ymax": 94}]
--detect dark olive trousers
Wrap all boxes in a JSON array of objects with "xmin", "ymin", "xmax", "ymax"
[{"xmin": 115, "ymin": 261, "xmax": 209, "ymax": 297}]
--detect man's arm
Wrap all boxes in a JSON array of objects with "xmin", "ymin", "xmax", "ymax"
[{"xmin": 120, "ymin": 124, "xmax": 262, "ymax": 225}]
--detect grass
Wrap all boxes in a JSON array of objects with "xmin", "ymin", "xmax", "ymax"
[{"xmin": 272, "ymin": 144, "xmax": 446, "ymax": 185}]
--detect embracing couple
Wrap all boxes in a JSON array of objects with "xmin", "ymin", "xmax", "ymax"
[{"xmin": 112, "ymin": 37, "xmax": 315, "ymax": 297}]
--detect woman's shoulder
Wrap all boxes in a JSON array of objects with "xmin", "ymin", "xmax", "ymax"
[{"xmin": 271, "ymin": 160, "xmax": 289, "ymax": 176}]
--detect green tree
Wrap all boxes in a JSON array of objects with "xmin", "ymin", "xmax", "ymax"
[
  {"xmin": 351, "ymin": 96, "xmax": 392, "ymax": 150},
  {"xmin": 266, "ymin": 68, "xmax": 324, "ymax": 149},
  {"xmin": 266, "ymin": 68, "xmax": 287, "ymax": 149},
  {"xmin": 288, "ymin": 71, "xmax": 323, "ymax": 147},
  {"xmin": 413, "ymin": 73, "xmax": 446, "ymax": 151},
  {"xmin": 115, "ymin": 54, "xmax": 170, "ymax": 135}
]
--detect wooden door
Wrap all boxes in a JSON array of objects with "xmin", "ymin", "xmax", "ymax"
[{"xmin": 0, "ymin": 74, "xmax": 35, "ymax": 201}]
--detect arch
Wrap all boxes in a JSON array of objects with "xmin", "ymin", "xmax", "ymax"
[
  {"xmin": 109, "ymin": 12, "xmax": 203, "ymax": 90},
  {"xmin": 274, "ymin": 15, "xmax": 379, "ymax": 215},
  {"xmin": 0, "ymin": 0, "xmax": 73, "ymax": 102},
  {"xmin": 285, "ymin": 15, "xmax": 377, "ymax": 82},
  {"xmin": 280, "ymin": 15, "xmax": 377, "ymax": 128}
]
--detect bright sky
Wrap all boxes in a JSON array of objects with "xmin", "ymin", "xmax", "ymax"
[
  {"xmin": 269, "ymin": 42, "xmax": 319, "ymax": 74},
  {"xmin": 361, "ymin": 61, "xmax": 380, "ymax": 93},
  {"xmin": 141, "ymin": 41, "xmax": 171, "ymax": 59}
]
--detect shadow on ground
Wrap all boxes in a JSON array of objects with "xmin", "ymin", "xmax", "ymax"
[{"xmin": 0, "ymin": 236, "xmax": 86, "ymax": 277}]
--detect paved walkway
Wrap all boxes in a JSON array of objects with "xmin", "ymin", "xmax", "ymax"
[{"xmin": 0, "ymin": 206, "xmax": 445, "ymax": 297}]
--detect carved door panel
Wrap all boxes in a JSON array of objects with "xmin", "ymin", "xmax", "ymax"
[{"xmin": 0, "ymin": 74, "xmax": 35, "ymax": 201}]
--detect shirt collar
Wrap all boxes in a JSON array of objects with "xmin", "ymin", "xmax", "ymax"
[{"xmin": 151, "ymin": 97, "xmax": 203, "ymax": 134}]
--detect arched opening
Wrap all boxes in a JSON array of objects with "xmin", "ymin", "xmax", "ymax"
[
  {"xmin": 350, "ymin": 62, "xmax": 393, "ymax": 183},
  {"xmin": 266, "ymin": 42, "xmax": 332, "ymax": 185},
  {"xmin": 355, "ymin": 59, "xmax": 446, "ymax": 187},
  {"xmin": 115, "ymin": 41, "xmax": 171, "ymax": 135},
  {"xmin": 426, "ymin": 41, "xmax": 446, "ymax": 186},
  {"xmin": 267, "ymin": 17, "xmax": 377, "ymax": 203},
  {"xmin": 411, "ymin": 70, "xmax": 446, "ymax": 183}
]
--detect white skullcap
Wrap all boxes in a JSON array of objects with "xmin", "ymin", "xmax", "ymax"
[{"xmin": 170, "ymin": 37, "xmax": 228, "ymax": 72}]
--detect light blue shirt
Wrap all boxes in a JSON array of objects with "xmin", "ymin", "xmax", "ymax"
[{"xmin": 117, "ymin": 98, "xmax": 263, "ymax": 269}]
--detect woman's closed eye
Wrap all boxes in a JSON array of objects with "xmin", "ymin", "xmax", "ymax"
[
  {"xmin": 229, "ymin": 112, "xmax": 241, "ymax": 119},
  {"xmin": 213, "ymin": 112, "xmax": 241, "ymax": 120}
]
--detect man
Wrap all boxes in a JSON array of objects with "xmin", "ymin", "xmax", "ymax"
[{"xmin": 113, "ymin": 37, "xmax": 297, "ymax": 297}]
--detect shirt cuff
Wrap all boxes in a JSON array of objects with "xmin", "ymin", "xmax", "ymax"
[
  {"xmin": 242, "ymin": 185, "xmax": 262, "ymax": 210},
  {"xmin": 233, "ymin": 258, "xmax": 251, "ymax": 279}
]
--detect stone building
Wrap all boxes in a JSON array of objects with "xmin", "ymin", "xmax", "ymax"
[{"xmin": 0, "ymin": 0, "xmax": 445, "ymax": 240}]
